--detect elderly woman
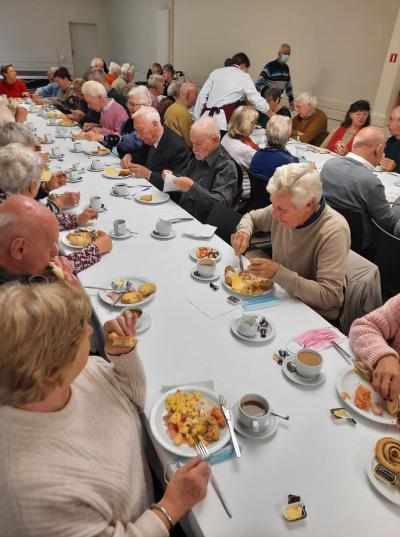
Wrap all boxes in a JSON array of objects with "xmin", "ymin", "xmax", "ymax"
[
  {"xmin": 258, "ymin": 87, "xmax": 292, "ymax": 128},
  {"xmin": 0, "ymin": 64, "xmax": 29, "ymax": 98},
  {"xmin": 232, "ymin": 163, "xmax": 350, "ymax": 321},
  {"xmin": 111, "ymin": 62, "xmax": 135, "ymax": 100},
  {"xmin": 291, "ymin": 92, "xmax": 328, "ymax": 146},
  {"xmin": 0, "ymin": 281, "xmax": 210, "ymax": 536},
  {"xmin": 106, "ymin": 61, "xmax": 121, "ymax": 85},
  {"xmin": 148, "ymin": 74, "xmax": 165, "ymax": 109},
  {"xmin": 147, "ymin": 62, "xmax": 163, "ymax": 79},
  {"xmin": 51, "ymin": 67, "xmax": 77, "ymax": 111},
  {"xmin": 0, "ymin": 144, "xmax": 111, "ymax": 273},
  {"xmin": 162, "ymin": 63, "xmax": 176, "ymax": 96},
  {"xmin": 82, "ymin": 80, "xmax": 128, "ymax": 135},
  {"xmin": 321, "ymin": 100, "xmax": 371, "ymax": 155},
  {"xmin": 250, "ymin": 115, "xmax": 298, "ymax": 180}
]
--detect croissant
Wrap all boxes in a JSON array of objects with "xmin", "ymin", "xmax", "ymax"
[{"xmin": 375, "ymin": 437, "xmax": 400, "ymax": 474}]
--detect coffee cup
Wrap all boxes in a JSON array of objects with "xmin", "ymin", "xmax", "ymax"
[
  {"xmin": 68, "ymin": 169, "xmax": 79, "ymax": 181},
  {"xmin": 44, "ymin": 134, "xmax": 53, "ymax": 143},
  {"xmin": 122, "ymin": 306, "xmax": 143, "ymax": 328},
  {"xmin": 155, "ymin": 218, "xmax": 172, "ymax": 236},
  {"xmin": 52, "ymin": 147, "xmax": 61, "ymax": 157},
  {"xmin": 237, "ymin": 314, "xmax": 258, "ymax": 337},
  {"xmin": 73, "ymin": 141, "xmax": 82, "ymax": 151},
  {"xmin": 90, "ymin": 196, "xmax": 102, "ymax": 210},
  {"xmin": 113, "ymin": 183, "xmax": 128, "ymax": 196},
  {"xmin": 26, "ymin": 121, "xmax": 35, "ymax": 131},
  {"xmin": 197, "ymin": 257, "xmax": 216, "ymax": 277},
  {"xmin": 294, "ymin": 348, "xmax": 323, "ymax": 378},
  {"xmin": 113, "ymin": 219, "xmax": 127, "ymax": 236},
  {"xmin": 238, "ymin": 394, "xmax": 270, "ymax": 432},
  {"xmin": 91, "ymin": 159, "xmax": 102, "ymax": 171}
]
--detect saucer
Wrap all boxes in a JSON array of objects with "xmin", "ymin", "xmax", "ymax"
[
  {"xmin": 232, "ymin": 402, "xmax": 278, "ymax": 440},
  {"xmin": 190, "ymin": 267, "xmax": 220, "ymax": 281},
  {"xmin": 151, "ymin": 230, "xmax": 176, "ymax": 240},
  {"xmin": 67, "ymin": 177, "xmax": 83, "ymax": 183},
  {"xmin": 70, "ymin": 148, "xmax": 84, "ymax": 153},
  {"xmin": 86, "ymin": 204, "xmax": 107, "ymax": 213},
  {"xmin": 282, "ymin": 356, "xmax": 326, "ymax": 387},
  {"xmin": 110, "ymin": 190, "xmax": 129, "ymax": 198},
  {"xmin": 109, "ymin": 229, "xmax": 135, "ymax": 240},
  {"xmin": 39, "ymin": 139, "xmax": 54, "ymax": 144},
  {"xmin": 230, "ymin": 316, "xmax": 275, "ymax": 344},
  {"xmin": 87, "ymin": 166, "xmax": 104, "ymax": 172}
]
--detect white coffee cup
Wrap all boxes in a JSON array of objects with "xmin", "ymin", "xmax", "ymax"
[
  {"xmin": 90, "ymin": 196, "xmax": 102, "ymax": 210},
  {"xmin": 238, "ymin": 394, "xmax": 270, "ymax": 432},
  {"xmin": 44, "ymin": 134, "xmax": 53, "ymax": 143},
  {"xmin": 68, "ymin": 169, "xmax": 79, "ymax": 181},
  {"xmin": 155, "ymin": 218, "xmax": 172, "ymax": 236},
  {"xmin": 294, "ymin": 348, "xmax": 323, "ymax": 378},
  {"xmin": 237, "ymin": 314, "xmax": 258, "ymax": 337},
  {"xmin": 73, "ymin": 141, "xmax": 82, "ymax": 151},
  {"xmin": 91, "ymin": 159, "xmax": 102, "ymax": 171},
  {"xmin": 26, "ymin": 121, "xmax": 35, "ymax": 131},
  {"xmin": 197, "ymin": 257, "xmax": 216, "ymax": 277},
  {"xmin": 52, "ymin": 147, "xmax": 61, "ymax": 157},
  {"xmin": 113, "ymin": 183, "xmax": 128, "ymax": 196},
  {"xmin": 113, "ymin": 219, "xmax": 127, "ymax": 236}
]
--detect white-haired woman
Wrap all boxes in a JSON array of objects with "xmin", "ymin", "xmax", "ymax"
[
  {"xmin": 148, "ymin": 74, "xmax": 165, "ymax": 110},
  {"xmin": 107, "ymin": 61, "xmax": 121, "ymax": 85},
  {"xmin": 0, "ymin": 281, "xmax": 210, "ymax": 537},
  {"xmin": 111, "ymin": 62, "xmax": 135, "ymax": 100},
  {"xmin": 250, "ymin": 115, "xmax": 298, "ymax": 180},
  {"xmin": 291, "ymin": 92, "xmax": 327, "ymax": 146},
  {"xmin": 82, "ymin": 80, "xmax": 128, "ymax": 136},
  {"xmin": 0, "ymin": 144, "xmax": 111, "ymax": 273},
  {"xmin": 232, "ymin": 163, "xmax": 350, "ymax": 321}
]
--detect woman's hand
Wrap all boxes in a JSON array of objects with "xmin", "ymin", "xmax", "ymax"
[
  {"xmin": 76, "ymin": 208, "xmax": 98, "ymax": 225},
  {"xmin": 51, "ymin": 256, "xmax": 81, "ymax": 286},
  {"xmin": 103, "ymin": 310, "xmax": 137, "ymax": 355},
  {"xmin": 373, "ymin": 355, "xmax": 400, "ymax": 401},
  {"xmin": 94, "ymin": 233, "xmax": 112, "ymax": 254},
  {"xmin": 48, "ymin": 171, "xmax": 67, "ymax": 191},
  {"xmin": 335, "ymin": 141, "xmax": 347, "ymax": 156},
  {"xmin": 57, "ymin": 191, "xmax": 80, "ymax": 209},
  {"xmin": 247, "ymin": 257, "xmax": 279, "ymax": 279},
  {"xmin": 231, "ymin": 231, "xmax": 250, "ymax": 256}
]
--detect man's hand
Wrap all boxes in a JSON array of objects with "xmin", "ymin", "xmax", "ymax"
[
  {"xmin": 94, "ymin": 233, "xmax": 112, "ymax": 254},
  {"xmin": 57, "ymin": 191, "xmax": 80, "ymax": 209},
  {"xmin": 83, "ymin": 122, "xmax": 98, "ymax": 132},
  {"xmin": 68, "ymin": 109, "xmax": 85, "ymax": 122},
  {"xmin": 15, "ymin": 105, "xmax": 28, "ymax": 123},
  {"xmin": 76, "ymin": 208, "xmax": 99, "ymax": 225},
  {"xmin": 48, "ymin": 171, "xmax": 67, "ymax": 191},
  {"xmin": 372, "ymin": 355, "xmax": 400, "ymax": 401},
  {"xmin": 50, "ymin": 96, "xmax": 58, "ymax": 104},
  {"xmin": 247, "ymin": 257, "xmax": 279, "ymax": 279},
  {"xmin": 121, "ymin": 153, "xmax": 132, "ymax": 168},
  {"xmin": 381, "ymin": 157, "xmax": 396, "ymax": 172},
  {"xmin": 172, "ymin": 176, "xmax": 193, "ymax": 192},
  {"xmin": 162, "ymin": 169, "xmax": 173, "ymax": 180},
  {"xmin": 129, "ymin": 163, "xmax": 151, "ymax": 179},
  {"xmin": 231, "ymin": 232, "xmax": 250, "ymax": 256},
  {"xmin": 85, "ymin": 131, "xmax": 104, "ymax": 142},
  {"xmin": 103, "ymin": 309, "xmax": 137, "ymax": 356}
]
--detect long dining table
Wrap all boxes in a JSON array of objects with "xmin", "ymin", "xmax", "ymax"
[{"xmin": 27, "ymin": 106, "xmax": 399, "ymax": 537}]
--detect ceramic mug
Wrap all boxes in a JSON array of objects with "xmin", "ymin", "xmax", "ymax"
[
  {"xmin": 44, "ymin": 134, "xmax": 53, "ymax": 143},
  {"xmin": 51, "ymin": 147, "xmax": 61, "ymax": 157},
  {"xmin": 294, "ymin": 348, "xmax": 323, "ymax": 378},
  {"xmin": 197, "ymin": 257, "xmax": 216, "ymax": 277},
  {"xmin": 113, "ymin": 183, "xmax": 128, "ymax": 196},
  {"xmin": 113, "ymin": 219, "xmax": 127, "ymax": 236},
  {"xmin": 238, "ymin": 394, "xmax": 270, "ymax": 432},
  {"xmin": 237, "ymin": 314, "xmax": 258, "ymax": 337},
  {"xmin": 68, "ymin": 169, "xmax": 79, "ymax": 181},
  {"xmin": 91, "ymin": 159, "xmax": 102, "ymax": 171},
  {"xmin": 90, "ymin": 196, "xmax": 102, "ymax": 210},
  {"xmin": 73, "ymin": 141, "xmax": 82, "ymax": 151},
  {"xmin": 155, "ymin": 219, "xmax": 172, "ymax": 236}
]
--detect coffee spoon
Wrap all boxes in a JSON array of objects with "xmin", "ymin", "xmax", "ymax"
[
  {"xmin": 270, "ymin": 411, "xmax": 289, "ymax": 420},
  {"xmin": 286, "ymin": 361, "xmax": 298, "ymax": 374}
]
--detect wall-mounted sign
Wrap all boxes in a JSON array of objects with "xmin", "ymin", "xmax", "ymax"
[{"xmin": 389, "ymin": 53, "xmax": 398, "ymax": 63}]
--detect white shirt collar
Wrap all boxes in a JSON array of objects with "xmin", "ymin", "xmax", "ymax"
[
  {"xmin": 153, "ymin": 130, "xmax": 163, "ymax": 148},
  {"xmin": 346, "ymin": 152, "xmax": 375, "ymax": 171},
  {"xmin": 103, "ymin": 98, "xmax": 114, "ymax": 112}
]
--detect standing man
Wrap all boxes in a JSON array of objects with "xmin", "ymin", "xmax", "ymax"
[
  {"xmin": 256, "ymin": 44, "xmax": 294, "ymax": 110},
  {"xmin": 381, "ymin": 105, "xmax": 400, "ymax": 173}
]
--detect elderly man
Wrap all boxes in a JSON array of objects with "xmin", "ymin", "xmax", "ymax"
[
  {"xmin": 111, "ymin": 63, "xmax": 135, "ymax": 100},
  {"xmin": 164, "ymin": 82, "xmax": 198, "ymax": 146},
  {"xmin": 148, "ymin": 74, "xmax": 165, "ymax": 110},
  {"xmin": 32, "ymin": 67, "xmax": 61, "ymax": 104},
  {"xmin": 381, "ymin": 106, "xmax": 400, "ymax": 173},
  {"xmin": 123, "ymin": 107, "xmax": 190, "ymax": 189},
  {"xmin": 256, "ymin": 44, "xmax": 294, "ymax": 109},
  {"xmin": 291, "ymin": 93, "xmax": 327, "ymax": 146},
  {"xmin": 321, "ymin": 126, "xmax": 400, "ymax": 248},
  {"xmin": 106, "ymin": 61, "xmax": 121, "ymax": 85},
  {"xmin": 83, "ymin": 57, "xmax": 105, "ymax": 80},
  {"xmin": 82, "ymin": 81, "xmax": 128, "ymax": 136},
  {"xmin": 166, "ymin": 116, "xmax": 239, "ymax": 223},
  {"xmin": 232, "ymin": 163, "xmax": 350, "ymax": 321}
]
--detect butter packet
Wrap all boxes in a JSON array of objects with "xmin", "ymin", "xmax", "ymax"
[{"xmin": 283, "ymin": 494, "xmax": 307, "ymax": 522}]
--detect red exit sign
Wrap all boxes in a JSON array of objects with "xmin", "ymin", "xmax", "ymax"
[{"xmin": 389, "ymin": 53, "xmax": 398, "ymax": 63}]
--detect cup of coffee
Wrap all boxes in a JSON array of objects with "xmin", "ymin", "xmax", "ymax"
[
  {"xmin": 294, "ymin": 348, "xmax": 323, "ymax": 378},
  {"xmin": 155, "ymin": 218, "xmax": 172, "ymax": 237},
  {"xmin": 237, "ymin": 314, "xmax": 258, "ymax": 337},
  {"xmin": 238, "ymin": 394, "xmax": 270, "ymax": 432},
  {"xmin": 197, "ymin": 257, "xmax": 216, "ymax": 277},
  {"xmin": 26, "ymin": 121, "xmax": 35, "ymax": 131},
  {"xmin": 73, "ymin": 141, "xmax": 82, "ymax": 151},
  {"xmin": 90, "ymin": 196, "xmax": 102, "ymax": 210},
  {"xmin": 113, "ymin": 219, "xmax": 127, "ymax": 236},
  {"xmin": 122, "ymin": 306, "xmax": 143, "ymax": 328},
  {"xmin": 68, "ymin": 169, "xmax": 79, "ymax": 181},
  {"xmin": 91, "ymin": 159, "xmax": 102, "ymax": 171},
  {"xmin": 51, "ymin": 147, "xmax": 61, "ymax": 157},
  {"xmin": 113, "ymin": 183, "xmax": 128, "ymax": 196}
]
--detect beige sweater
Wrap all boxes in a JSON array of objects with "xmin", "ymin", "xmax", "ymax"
[
  {"xmin": 238, "ymin": 204, "xmax": 350, "ymax": 320},
  {"xmin": 0, "ymin": 350, "xmax": 168, "ymax": 537}
]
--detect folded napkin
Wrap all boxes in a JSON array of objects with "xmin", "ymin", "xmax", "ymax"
[
  {"xmin": 293, "ymin": 327, "xmax": 342, "ymax": 351},
  {"xmin": 163, "ymin": 173, "xmax": 181, "ymax": 193},
  {"xmin": 188, "ymin": 290, "xmax": 241, "ymax": 319},
  {"xmin": 240, "ymin": 293, "xmax": 281, "ymax": 311},
  {"xmin": 182, "ymin": 223, "xmax": 217, "ymax": 239}
]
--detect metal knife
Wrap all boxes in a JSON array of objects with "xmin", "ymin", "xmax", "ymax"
[
  {"xmin": 331, "ymin": 341, "xmax": 371, "ymax": 380},
  {"xmin": 167, "ymin": 217, "xmax": 194, "ymax": 223},
  {"xmin": 239, "ymin": 255, "xmax": 244, "ymax": 272},
  {"xmin": 218, "ymin": 395, "xmax": 242, "ymax": 458}
]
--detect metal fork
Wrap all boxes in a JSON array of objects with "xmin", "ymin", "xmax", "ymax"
[{"xmin": 195, "ymin": 441, "xmax": 232, "ymax": 518}]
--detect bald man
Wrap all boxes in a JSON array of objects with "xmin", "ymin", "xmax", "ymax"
[
  {"xmin": 0, "ymin": 196, "xmax": 78, "ymax": 285},
  {"xmin": 321, "ymin": 126, "xmax": 400, "ymax": 250},
  {"xmin": 164, "ymin": 82, "xmax": 198, "ymax": 146},
  {"xmin": 381, "ymin": 106, "xmax": 400, "ymax": 173}
]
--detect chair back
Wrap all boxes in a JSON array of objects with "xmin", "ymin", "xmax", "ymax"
[
  {"xmin": 329, "ymin": 205, "xmax": 371, "ymax": 258},
  {"xmin": 206, "ymin": 203, "xmax": 242, "ymax": 244},
  {"xmin": 248, "ymin": 171, "xmax": 271, "ymax": 211},
  {"xmin": 372, "ymin": 219, "xmax": 400, "ymax": 297}
]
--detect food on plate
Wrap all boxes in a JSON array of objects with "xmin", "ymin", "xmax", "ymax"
[
  {"xmin": 140, "ymin": 194, "xmax": 153, "ymax": 202},
  {"xmin": 224, "ymin": 265, "xmax": 273, "ymax": 296},
  {"xmin": 340, "ymin": 391, "xmax": 351, "ymax": 401},
  {"xmin": 91, "ymin": 146, "xmax": 109, "ymax": 155},
  {"xmin": 163, "ymin": 390, "xmax": 226, "ymax": 447},
  {"xmin": 47, "ymin": 111, "xmax": 64, "ymax": 118},
  {"xmin": 354, "ymin": 384, "xmax": 372, "ymax": 410},
  {"xmin": 371, "ymin": 402, "xmax": 384, "ymax": 416},
  {"xmin": 119, "ymin": 168, "xmax": 131, "ymax": 176},
  {"xmin": 48, "ymin": 262, "xmax": 65, "ymax": 280},
  {"xmin": 66, "ymin": 230, "xmax": 105, "ymax": 247},
  {"xmin": 121, "ymin": 291, "xmax": 145, "ymax": 304},
  {"xmin": 375, "ymin": 437, "xmax": 400, "ymax": 474},
  {"xmin": 108, "ymin": 331, "xmax": 136, "ymax": 348},
  {"xmin": 40, "ymin": 169, "xmax": 52, "ymax": 181},
  {"xmin": 71, "ymin": 132, "xmax": 86, "ymax": 139},
  {"xmin": 59, "ymin": 119, "xmax": 76, "ymax": 127},
  {"xmin": 386, "ymin": 395, "xmax": 400, "ymax": 416},
  {"xmin": 138, "ymin": 282, "xmax": 156, "ymax": 297},
  {"xmin": 284, "ymin": 503, "xmax": 305, "ymax": 522},
  {"xmin": 196, "ymin": 246, "xmax": 219, "ymax": 259}
]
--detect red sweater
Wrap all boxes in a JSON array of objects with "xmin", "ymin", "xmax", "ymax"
[{"xmin": 0, "ymin": 79, "xmax": 28, "ymax": 98}]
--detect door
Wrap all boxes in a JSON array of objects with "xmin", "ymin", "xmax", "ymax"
[{"xmin": 69, "ymin": 22, "xmax": 98, "ymax": 78}]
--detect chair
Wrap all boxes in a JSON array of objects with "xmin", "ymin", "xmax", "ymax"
[
  {"xmin": 328, "ymin": 204, "xmax": 373, "ymax": 259},
  {"xmin": 247, "ymin": 171, "xmax": 271, "ymax": 211},
  {"xmin": 206, "ymin": 203, "xmax": 242, "ymax": 244},
  {"xmin": 372, "ymin": 219, "xmax": 400, "ymax": 298}
]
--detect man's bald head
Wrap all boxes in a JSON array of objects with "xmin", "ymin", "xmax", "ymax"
[
  {"xmin": 352, "ymin": 126, "xmax": 385, "ymax": 166},
  {"xmin": 179, "ymin": 82, "xmax": 198, "ymax": 108}
]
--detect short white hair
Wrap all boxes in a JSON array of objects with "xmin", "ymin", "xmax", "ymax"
[
  {"xmin": 0, "ymin": 143, "xmax": 43, "ymax": 194},
  {"xmin": 121, "ymin": 62, "xmax": 135, "ymax": 78},
  {"xmin": 295, "ymin": 92, "xmax": 317, "ymax": 110},
  {"xmin": 132, "ymin": 107, "xmax": 161, "ymax": 125},
  {"xmin": 267, "ymin": 163, "xmax": 322, "ymax": 208},
  {"xmin": 128, "ymin": 86, "xmax": 152, "ymax": 107},
  {"xmin": 0, "ymin": 106, "xmax": 15, "ymax": 128},
  {"xmin": 191, "ymin": 116, "xmax": 220, "ymax": 140},
  {"xmin": 108, "ymin": 62, "xmax": 121, "ymax": 76},
  {"xmin": 82, "ymin": 80, "xmax": 107, "ymax": 99},
  {"xmin": 90, "ymin": 57, "xmax": 104, "ymax": 68},
  {"xmin": 0, "ymin": 123, "xmax": 35, "ymax": 147},
  {"xmin": 267, "ymin": 115, "xmax": 291, "ymax": 147},
  {"xmin": 148, "ymin": 74, "xmax": 164, "ymax": 90}
]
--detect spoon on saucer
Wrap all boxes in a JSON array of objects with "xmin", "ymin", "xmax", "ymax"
[
  {"xmin": 286, "ymin": 362, "xmax": 298, "ymax": 374},
  {"xmin": 270, "ymin": 411, "xmax": 289, "ymax": 420}
]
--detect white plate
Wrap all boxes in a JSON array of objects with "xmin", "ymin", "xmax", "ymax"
[
  {"xmin": 282, "ymin": 356, "xmax": 326, "ymax": 387},
  {"xmin": 120, "ymin": 310, "xmax": 151, "ymax": 334},
  {"xmin": 151, "ymin": 230, "xmax": 176, "ymax": 240},
  {"xmin": 149, "ymin": 386, "xmax": 230, "ymax": 458},
  {"xmin": 66, "ymin": 177, "xmax": 83, "ymax": 183},
  {"xmin": 189, "ymin": 246, "xmax": 222, "ymax": 263},
  {"xmin": 366, "ymin": 449, "xmax": 400, "ymax": 506},
  {"xmin": 103, "ymin": 169, "xmax": 133, "ymax": 179},
  {"xmin": 336, "ymin": 367, "xmax": 397, "ymax": 426},
  {"xmin": 98, "ymin": 275, "xmax": 156, "ymax": 308},
  {"xmin": 222, "ymin": 278, "xmax": 274, "ymax": 298},
  {"xmin": 134, "ymin": 191, "xmax": 170, "ymax": 204},
  {"xmin": 233, "ymin": 403, "xmax": 278, "ymax": 440},
  {"xmin": 60, "ymin": 232, "xmax": 90, "ymax": 249},
  {"xmin": 109, "ymin": 230, "xmax": 135, "ymax": 240},
  {"xmin": 87, "ymin": 166, "xmax": 104, "ymax": 172},
  {"xmin": 85, "ymin": 148, "xmax": 111, "ymax": 156},
  {"xmin": 230, "ymin": 316, "xmax": 275, "ymax": 344},
  {"xmin": 110, "ymin": 190, "xmax": 128, "ymax": 198},
  {"xmin": 191, "ymin": 267, "xmax": 220, "ymax": 282}
]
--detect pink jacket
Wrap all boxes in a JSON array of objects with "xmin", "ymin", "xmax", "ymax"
[
  {"xmin": 349, "ymin": 293, "xmax": 400, "ymax": 369},
  {"xmin": 100, "ymin": 100, "xmax": 129, "ymax": 135}
]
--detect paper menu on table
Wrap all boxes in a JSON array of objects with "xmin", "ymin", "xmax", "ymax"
[{"xmin": 163, "ymin": 173, "xmax": 181, "ymax": 193}]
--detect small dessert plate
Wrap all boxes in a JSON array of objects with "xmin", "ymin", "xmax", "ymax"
[
  {"xmin": 151, "ymin": 230, "xmax": 176, "ymax": 240},
  {"xmin": 190, "ymin": 267, "xmax": 220, "ymax": 281},
  {"xmin": 230, "ymin": 316, "xmax": 275, "ymax": 344},
  {"xmin": 232, "ymin": 402, "xmax": 278, "ymax": 440}
]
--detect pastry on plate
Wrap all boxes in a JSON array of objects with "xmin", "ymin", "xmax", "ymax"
[
  {"xmin": 140, "ymin": 194, "xmax": 152, "ymax": 202},
  {"xmin": 118, "ymin": 168, "xmax": 131, "ymax": 176},
  {"xmin": 138, "ymin": 282, "xmax": 156, "ymax": 297},
  {"xmin": 108, "ymin": 331, "xmax": 136, "ymax": 348},
  {"xmin": 386, "ymin": 395, "xmax": 400, "ymax": 416},
  {"xmin": 121, "ymin": 291, "xmax": 144, "ymax": 304},
  {"xmin": 375, "ymin": 437, "xmax": 400, "ymax": 474}
]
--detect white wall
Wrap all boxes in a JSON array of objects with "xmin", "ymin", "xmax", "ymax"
[{"xmin": 0, "ymin": 0, "xmax": 111, "ymax": 75}]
